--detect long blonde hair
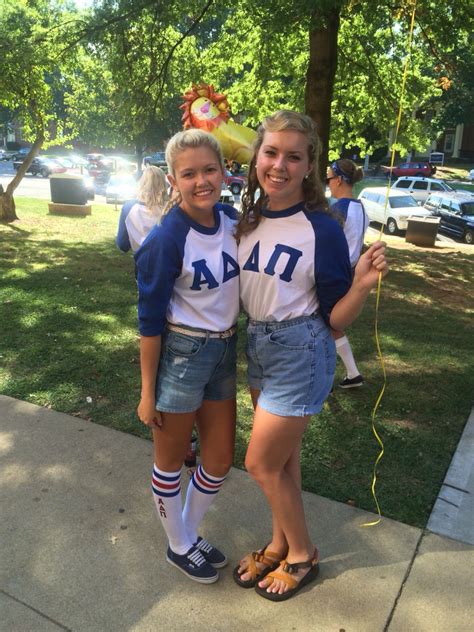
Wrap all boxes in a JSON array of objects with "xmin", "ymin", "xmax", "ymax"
[
  {"xmin": 136, "ymin": 166, "xmax": 168, "ymax": 218},
  {"xmin": 236, "ymin": 110, "xmax": 328, "ymax": 240},
  {"xmin": 164, "ymin": 129, "xmax": 224, "ymax": 213}
]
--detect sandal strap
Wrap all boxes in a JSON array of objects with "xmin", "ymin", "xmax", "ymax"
[
  {"xmin": 254, "ymin": 548, "xmax": 281, "ymax": 565},
  {"xmin": 241, "ymin": 552, "xmax": 258, "ymax": 580},
  {"xmin": 261, "ymin": 548, "xmax": 319, "ymax": 590},
  {"xmin": 264, "ymin": 567, "xmax": 298, "ymax": 590},
  {"xmin": 282, "ymin": 547, "xmax": 319, "ymax": 574},
  {"xmin": 239, "ymin": 545, "xmax": 279, "ymax": 581}
]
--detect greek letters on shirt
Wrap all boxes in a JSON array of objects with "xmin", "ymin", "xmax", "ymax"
[
  {"xmin": 136, "ymin": 204, "xmax": 240, "ymax": 336},
  {"xmin": 190, "ymin": 251, "xmax": 240, "ymax": 290},
  {"xmin": 242, "ymin": 241, "xmax": 303, "ymax": 282},
  {"xmin": 238, "ymin": 203, "xmax": 352, "ymax": 324}
]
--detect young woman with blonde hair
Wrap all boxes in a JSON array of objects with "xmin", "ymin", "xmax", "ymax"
[
  {"xmin": 116, "ymin": 165, "xmax": 169, "ymax": 253},
  {"xmin": 135, "ymin": 129, "xmax": 239, "ymax": 584}
]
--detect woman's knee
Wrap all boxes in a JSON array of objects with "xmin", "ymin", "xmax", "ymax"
[
  {"xmin": 245, "ymin": 454, "xmax": 279, "ymax": 486},
  {"xmin": 201, "ymin": 453, "xmax": 233, "ymax": 478}
]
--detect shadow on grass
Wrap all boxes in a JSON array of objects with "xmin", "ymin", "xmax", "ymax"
[
  {"xmin": 1, "ymin": 231, "xmax": 473, "ymax": 527},
  {"xmin": 0, "ymin": 233, "xmax": 148, "ymax": 439},
  {"xmin": 297, "ymin": 247, "xmax": 474, "ymax": 526},
  {"xmin": 0, "ymin": 221, "xmax": 32, "ymax": 236}
]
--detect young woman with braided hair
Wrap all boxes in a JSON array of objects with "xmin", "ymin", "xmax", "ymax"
[{"xmin": 233, "ymin": 110, "xmax": 388, "ymax": 601}]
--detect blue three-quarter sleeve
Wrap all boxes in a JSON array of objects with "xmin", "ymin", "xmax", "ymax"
[
  {"xmin": 134, "ymin": 225, "xmax": 183, "ymax": 336},
  {"xmin": 309, "ymin": 213, "xmax": 352, "ymax": 325}
]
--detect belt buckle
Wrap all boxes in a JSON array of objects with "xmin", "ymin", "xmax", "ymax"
[{"xmin": 219, "ymin": 327, "xmax": 233, "ymax": 339}]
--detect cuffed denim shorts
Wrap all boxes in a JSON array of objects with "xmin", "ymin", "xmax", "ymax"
[
  {"xmin": 155, "ymin": 328, "xmax": 237, "ymax": 413},
  {"xmin": 246, "ymin": 314, "xmax": 336, "ymax": 417}
]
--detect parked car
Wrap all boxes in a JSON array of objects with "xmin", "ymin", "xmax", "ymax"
[
  {"xmin": 358, "ymin": 187, "xmax": 431, "ymax": 234},
  {"xmin": 219, "ymin": 183, "xmax": 234, "ymax": 205},
  {"xmin": 224, "ymin": 170, "xmax": 246, "ymax": 195},
  {"xmin": 0, "ymin": 149, "xmax": 13, "ymax": 161},
  {"xmin": 392, "ymin": 176, "xmax": 456, "ymax": 203},
  {"xmin": 13, "ymin": 156, "xmax": 67, "ymax": 178},
  {"xmin": 86, "ymin": 153, "xmax": 105, "ymax": 164},
  {"xmin": 143, "ymin": 151, "xmax": 166, "ymax": 167},
  {"xmin": 105, "ymin": 174, "xmax": 137, "ymax": 204},
  {"xmin": 469, "ymin": 168, "xmax": 474, "ymax": 183},
  {"xmin": 382, "ymin": 161, "xmax": 436, "ymax": 179},
  {"xmin": 11, "ymin": 147, "xmax": 32, "ymax": 161},
  {"xmin": 424, "ymin": 192, "xmax": 474, "ymax": 244}
]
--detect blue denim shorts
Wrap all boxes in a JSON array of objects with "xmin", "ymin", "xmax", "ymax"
[
  {"xmin": 246, "ymin": 314, "xmax": 336, "ymax": 417},
  {"xmin": 155, "ymin": 328, "xmax": 237, "ymax": 413}
]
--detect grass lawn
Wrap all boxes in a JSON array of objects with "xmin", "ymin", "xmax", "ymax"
[{"xmin": 1, "ymin": 198, "xmax": 473, "ymax": 528}]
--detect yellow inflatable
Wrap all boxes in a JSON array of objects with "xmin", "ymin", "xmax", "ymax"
[{"xmin": 180, "ymin": 83, "xmax": 256, "ymax": 164}]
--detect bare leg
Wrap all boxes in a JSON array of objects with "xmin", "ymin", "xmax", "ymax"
[
  {"xmin": 245, "ymin": 405, "xmax": 315, "ymax": 595},
  {"xmin": 153, "ymin": 411, "xmax": 196, "ymax": 470},
  {"xmin": 237, "ymin": 390, "xmax": 301, "ymax": 581},
  {"xmin": 196, "ymin": 398, "xmax": 236, "ymax": 477}
]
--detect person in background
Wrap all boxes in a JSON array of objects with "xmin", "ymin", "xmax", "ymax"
[
  {"xmin": 116, "ymin": 165, "xmax": 168, "ymax": 253},
  {"xmin": 327, "ymin": 159, "xmax": 369, "ymax": 388}
]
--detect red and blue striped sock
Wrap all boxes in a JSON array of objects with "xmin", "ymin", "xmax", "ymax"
[
  {"xmin": 151, "ymin": 464, "xmax": 192, "ymax": 555},
  {"xmin": 183, "ymin": 465, "xmax": 227, "ymax": 544}
]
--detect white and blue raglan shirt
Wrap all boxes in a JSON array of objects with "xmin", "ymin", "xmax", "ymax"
[
  {"xmin": 135, "ymin": 203, "xmax": 240, "ymax": 336},
  {"xmin": 116, "ymin": 199, "xmax": 160, "ymax": 253},
  {"xmin": 238, "ymin": 203, "xmax": 352, "ymax": 325},
  {"xmin": 331, "ymin": 198, "xmax": 369, "ymax": 268}
]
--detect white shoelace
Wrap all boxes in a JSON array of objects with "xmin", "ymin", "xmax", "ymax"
[
  {"xmin": 187, "ymin": 548, "xmax": 206, "ymax": 567},
  {"xmin": 196, "ymin": 538, "xmax": 213, "ymax": 554}
]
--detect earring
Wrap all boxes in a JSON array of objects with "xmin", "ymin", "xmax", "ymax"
[{"xmin": 304, "ymin": 174, "xmax": 309, "ymax": 180}]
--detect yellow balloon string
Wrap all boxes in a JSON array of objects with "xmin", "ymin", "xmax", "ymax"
[{"xmin": 362, "ymin": 0, "xmax": 417, "ymax": 527}]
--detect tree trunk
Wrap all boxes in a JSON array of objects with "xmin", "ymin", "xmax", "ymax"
[
  {"xmin": 0, "ymin": 130, "xmax": 44, "ymax": 223},
  {"xmin": 0, "ymin": 187, "xmax": 18, "ymax": 222},
  {"xmin": 304, "ymin": 8, "xmax": 341, "ymax": 181}
]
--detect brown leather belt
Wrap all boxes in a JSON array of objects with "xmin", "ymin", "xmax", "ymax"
[{"xmin": 167, "ymin": 323, "xmax": 237, "ymax": 339}]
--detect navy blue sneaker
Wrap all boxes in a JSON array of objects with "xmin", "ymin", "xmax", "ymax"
[
  {"xmin": 166, "ymin": 545, "xmax": 218, "ymax": 583},
  {"xmin": 195, "ymin": 536, "xmax": 228, "ymax": 568},
  {"xmin": 339, "ymin": 375, "xmax": 364, "ymax": 389}
]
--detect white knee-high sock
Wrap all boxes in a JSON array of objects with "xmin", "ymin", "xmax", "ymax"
[
  {"xmin": 335, "ymin": 335, "xmax": 360, "ymax": 378},
  {"xmin": 151, "ymin": 464, "xmax": 192, "ymax": 555},
  {"xmin": 182, "ymin": 465, "xmax": 226, "ymax": 544}
]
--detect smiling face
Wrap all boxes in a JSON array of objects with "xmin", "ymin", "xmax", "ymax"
[
  {"xmin": 168, "ymin": 146, "xmax": 224, "ymax": 224},
  {"xmin": 256, "ymin": 130, "xmax": 311, "ymax": 210}
]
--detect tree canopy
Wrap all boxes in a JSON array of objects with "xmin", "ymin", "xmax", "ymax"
[{"xmin": 1, "ymin": 0, "xmax": 472, "ymax": 221}]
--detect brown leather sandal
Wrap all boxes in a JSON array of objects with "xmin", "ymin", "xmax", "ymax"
[
  {"xmin": 254, "ymin": 548, "xmax": 320, "ymax": 601},
  {"xmin": 232, "ymin": 545, "xmax": 282, "ymax": 588}
]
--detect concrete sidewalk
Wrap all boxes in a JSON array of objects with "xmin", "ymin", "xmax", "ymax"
[{"xmin": 1, "ymin": 395, "xmax": 472, "ymax": 632}]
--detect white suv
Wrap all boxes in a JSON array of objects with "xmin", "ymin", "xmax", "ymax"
[
  {"xmin": 358, "ymin": 187, "xmax": 431, "ymax": 234},
  {"xmin": 392, "ymin": 176, "xmax": 455, "ymax": 203}
]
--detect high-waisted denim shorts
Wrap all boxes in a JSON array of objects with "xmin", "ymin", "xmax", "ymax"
[
  {"xmin": 246, "ymin": 314, "xmax": 336, "ymax": 418},
  {"xmin": 155, "ymin": 328, "xmax": 237, "ymax": 413}
]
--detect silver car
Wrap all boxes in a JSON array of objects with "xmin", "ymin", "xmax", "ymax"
[{"xmin": 391, "ymin": 176, "xmax": 455, "ymax": 203}]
